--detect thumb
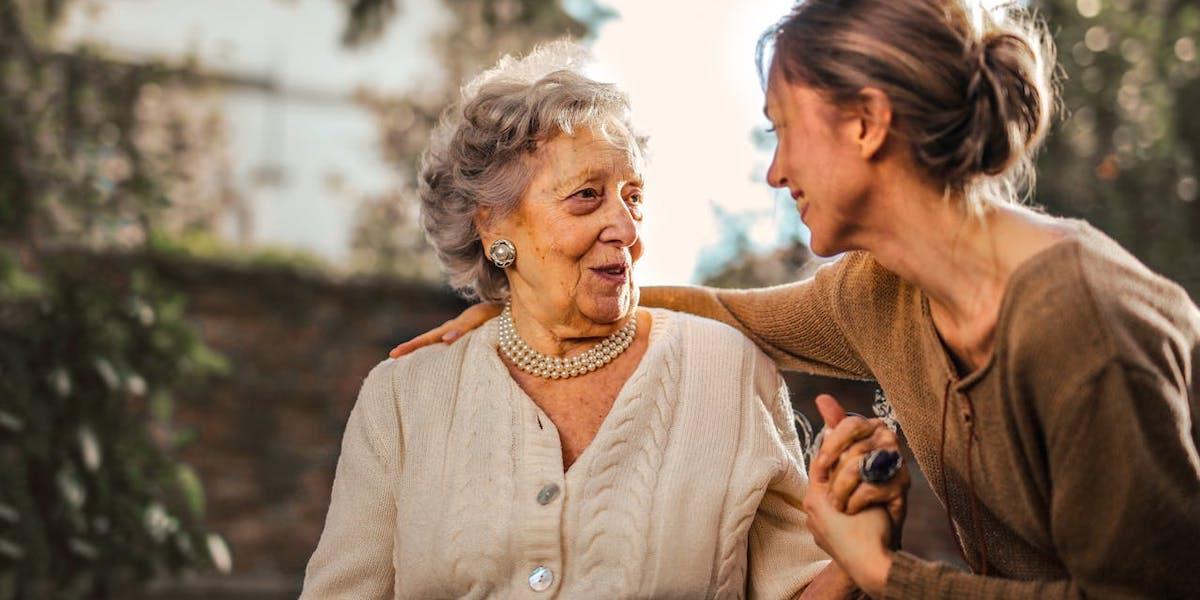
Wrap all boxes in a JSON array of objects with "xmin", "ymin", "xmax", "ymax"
[{"xmin": 815, "ymin": 394, "xmax": 847, "ymax": 429}]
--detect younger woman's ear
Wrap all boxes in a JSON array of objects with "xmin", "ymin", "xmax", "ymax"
[{"xmin": 854, "ymin": 87, "xmax": 893, "ymax": 160}]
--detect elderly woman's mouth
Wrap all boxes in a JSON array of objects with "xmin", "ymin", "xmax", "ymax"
[{"xmin": 590, "ymin": 263, "xmax": 630, "ymax": 283}]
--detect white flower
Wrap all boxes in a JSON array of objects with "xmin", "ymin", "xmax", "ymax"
[
  {"xmin": 78, "ymin": 426, "xmax": 102, "ymax": 472},
  {"xmin": 0, "ymin": 502, "xmax": 18, "ymax": 524},
  {"xmin": 137, "ymin": 303, "xmax": 156, "ymax": 327},
  {"xmin": 68, "ymin": 537, "xmax": 98, "ymax": 559},
  {"xmin": 0, "ymin": 410, "xmax": 23, "ymax": 433},
  {"xmin": 94, "ymin": 358, "xmax": 119, "ymax": 391},
  {"xmin": 143, "ymin": 502, "xmax": 177, "ymax": 543},
  {"xmin": 206, "ymin": 533, "xmax": 233, "ymax": 574},
  {"xmin": 49, "ymin": 368, "xmax": 72, "ymax": 397},
  {"xmin": 125, "ymin": 374, "xmax": 147, "ymax": 397},
  {"xmin": 57, "ymin": 470, "xmax": 86, "ymax": 508},
  {"xmin": 0, "ymin": 538, "xmax": 25, "ymax": 560}
]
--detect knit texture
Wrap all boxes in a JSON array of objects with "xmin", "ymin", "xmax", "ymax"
[
  {"xmin": 644, "ymin": 220, "xmax": 1200, "ymax": 599},
  {"xmin": 300, "ymin": 309, "xmax": 830, "ymax": 599}
]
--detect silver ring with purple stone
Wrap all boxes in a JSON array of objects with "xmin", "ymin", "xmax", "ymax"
[{"xmin": 860, "ymin": 449, "xmax": 903, "ymax": 484}]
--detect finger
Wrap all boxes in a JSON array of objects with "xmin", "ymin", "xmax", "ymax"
[
  {"xmin": 828, "ymin": 441, "xmax": 874, "ymax": 510},
  {"xmin": 828, "ymin": 427, "xmax": 898, "ymax": 510},
  {"xmin": 389, "ymin": 323, "xmax": 456, "ymax": 358},
  {"xmin": 811, "ymin": 416, "xmax": 879, "ymax": 482},
  {"xmin": 815, "ymin": 394, "xmax": 846, "ymax": 428},
  {"xmin": 803, "ymin": 479, "xmax": 834, "ymax": 518},
  {"xmin": 845, "ymin": 481, "xmax": 898, "ymax": 515},
  {"xmin": 888, "ymin": 481, "xmax": 909, "ymax": 530},
  {"xmin": 844, "ymin": 470, "xmax": 907, "ymax": 512}
]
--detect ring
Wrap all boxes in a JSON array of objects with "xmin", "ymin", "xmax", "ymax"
[{"xmin": 860, "ymin": 449, "xmax": 903, "ymax": 484}]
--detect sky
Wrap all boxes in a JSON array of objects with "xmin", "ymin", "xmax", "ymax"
[{"xmin": 58, "ymin": 0, "xmax": 802, "ymax": 285}]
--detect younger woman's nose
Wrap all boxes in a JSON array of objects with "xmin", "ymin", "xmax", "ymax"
[{"xmin": 766, "ymin": 154, "xmax": 788, "ymax": 189}]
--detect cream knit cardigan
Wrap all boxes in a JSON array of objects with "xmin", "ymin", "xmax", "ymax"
[{"xmin": 300, "ymin": 309, "xmax": 829, "ymax": 599}]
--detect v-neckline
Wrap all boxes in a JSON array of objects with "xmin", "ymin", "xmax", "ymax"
[
  {"xmin": 485, "ymin": 309, "xmax": 667, "ymax": 480},
  {"xmin": 918, "ymin": 222, "xmax": 1084, "ymax": 391}
]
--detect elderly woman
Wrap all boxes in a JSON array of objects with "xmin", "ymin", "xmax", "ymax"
[{"xmin": 300, "ymin": 43, "xmax": 850, "ymax": 598}]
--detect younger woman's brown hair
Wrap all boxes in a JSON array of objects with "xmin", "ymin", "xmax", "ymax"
[{"xmin": 759, "ymin": 0, "xmax": 1057, "ymax": 214}]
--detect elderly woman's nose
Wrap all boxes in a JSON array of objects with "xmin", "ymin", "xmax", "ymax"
[{"xmin": 599, "ymin": 198, "xmax": 639, "ymax": 246}]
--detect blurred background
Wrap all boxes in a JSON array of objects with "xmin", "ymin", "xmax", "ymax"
[{"xmin": 1, "ymin": 0, "xmax": 1196, "ymax": 597}]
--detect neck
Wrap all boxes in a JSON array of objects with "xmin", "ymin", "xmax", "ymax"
[
  {"xmin": 872, "ymin": 195, "xmax": 1007, "ymax": 325},
  {"xmin": 851, "ymin": 174, "xmax": 1066, "ymax": 365},
  {"xmin": 507, "ymin": 296, "xmax": 632, "ymax": 358}
]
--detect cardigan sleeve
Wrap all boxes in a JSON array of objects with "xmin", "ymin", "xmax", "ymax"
[
  {"xmin": 885, "ymin": 359, "xmax": 1200, "ymax": 599},
  {"xmin": 640, "ymin": 256, "xmax": 871, "ymax": 379},
  {"xmin": 745, "ymin": 351, "xmax": 834, "ymax": 599},
  {"xmin": 300, "ymin": 360, "xmax": 400, "ymax": 599}
]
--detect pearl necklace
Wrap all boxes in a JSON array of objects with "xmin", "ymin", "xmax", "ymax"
[{"xmin": 497, "ymin": 304, "xmax": 637, "ymax": 379}]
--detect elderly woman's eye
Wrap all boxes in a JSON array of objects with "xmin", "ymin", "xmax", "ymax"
[
  {"xmin": 575, "ymin": 188, "xmax": 602, "ymax": 200},
  {"xmin": 627, "ymin": 192, "xmax": 643, "ymax": 205}
]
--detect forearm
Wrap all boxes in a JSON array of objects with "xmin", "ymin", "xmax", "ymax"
[
  {"xmin": 641, "ymin": 284, "xmax": 871, "ymax": 379},
  {"xmin": 884, "ymin": 552, "xmax": 1080, "ymax": 599},
  {"xmin": 640, "ymin": 285, "xmax": 730, "ymax": 320}
]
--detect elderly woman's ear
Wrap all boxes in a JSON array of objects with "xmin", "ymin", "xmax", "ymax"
[{"xmin": 475, "ymin": 209, "xmax": 516, "ymax": 270}]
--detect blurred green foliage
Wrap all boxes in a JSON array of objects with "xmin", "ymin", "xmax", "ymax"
[
  {"xmin": 0, "ymin": 253, "xmax": 228, "ymax": 598},
  {"xmin": 0, "ymin": 0, "xmax": 230, "ymax": 596},
  {"xmin": 1036, "ymin": 0, "xmax": 1200, "ymax": 299}
]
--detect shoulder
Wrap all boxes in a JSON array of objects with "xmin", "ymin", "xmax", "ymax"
[
  {"xmin": 1071, "ymin": 225, "xmax": 1200, "ymax": 344},
  {"xmin": 384, "ymin": 324, "xmax": 483, "ymax": 385},
  {"xmin": 657, "ymin": 307, "xmax": 756, "ymax": 346},
  {"xmin": 356, "ymin": 324, "xmax": 489, "ymax": 416},
  {"xmin": 655, "ymin": 308, "xmax": 771, "ymax": 368},
  {"xmin": 834, "ymin": 251, "xmax": 917, "ymax": 326},
  {"xmin": 652, "ymin": 308, "xmax": 785, "ymax": 401},
  {"xmin": 1003, "ymin": 222, "xmax": 1199, "ymax": 394}
]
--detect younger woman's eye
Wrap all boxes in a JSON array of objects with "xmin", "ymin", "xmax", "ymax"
[
  {"xmin": 765, "ymin": 125, "xmax": 777, "ymax": 133},
  {"xmin": 627, "ymin": 192, "xmax": 643, "ymax": 205}
]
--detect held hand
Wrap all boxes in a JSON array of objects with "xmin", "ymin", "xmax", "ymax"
[
  {"xmin": 810, "ymin": 394, "xmax": 910, "ymax": 531},
  {"xmin": 803, "ymin": 474, "xmax": 893, "ymax": 598},
  {"xmin": 388, "ymin": 303, "xmax": 502, "ymax": 358}
]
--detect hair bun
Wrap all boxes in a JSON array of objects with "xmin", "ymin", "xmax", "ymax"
[{"xmin": 957, "ymin": 29, "xmax": 1051, "ymax": 181}]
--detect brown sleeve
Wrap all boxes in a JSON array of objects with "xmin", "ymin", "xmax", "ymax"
[
  {"xmin": 885, "ymin": 359, "xmax": 1200, "ymax": 599},
  {"xmin": 640, "ymin": 258, "xmax": 872, "ymax": 379},
  {"xmin": 884, "ymin": 551, "xmax": 1078, "ymax": 599}
]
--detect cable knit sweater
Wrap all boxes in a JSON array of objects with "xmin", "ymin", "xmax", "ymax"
[
  {"xmin": 300, "ymin": 309, "xmax": 830, "ymax": 599},
  {"xmin": 643, "ymin": 220, "xmax": 1200, "ymax": 598}
]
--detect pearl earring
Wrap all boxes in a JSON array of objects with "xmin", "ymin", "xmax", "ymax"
[{"xmin": 489, "ymin": 239, "xmax": 516, "ymax": 269}]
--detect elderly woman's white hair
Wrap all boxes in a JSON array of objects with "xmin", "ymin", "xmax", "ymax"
[{"xmin": 418, "ymin": 40, "xmax": 647, "ymax": 302}]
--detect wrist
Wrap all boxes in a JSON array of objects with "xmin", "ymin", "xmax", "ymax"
[{"xmin": 857, "ymin": 548, "xmax": 894, "ymax": 599}]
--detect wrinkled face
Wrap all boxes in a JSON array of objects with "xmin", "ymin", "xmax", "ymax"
[
  {"xmin": 486, "ymin": 127, "xmax": 645, "ymax": 329},
  {"xmin": 764, "ymin": 68, "xmax": 873, "ymax": 257}
]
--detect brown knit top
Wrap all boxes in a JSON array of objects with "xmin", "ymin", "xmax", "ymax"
[{"xmin": 643, "ymin": 220, "xmax": 1200, "ymax": 598}]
